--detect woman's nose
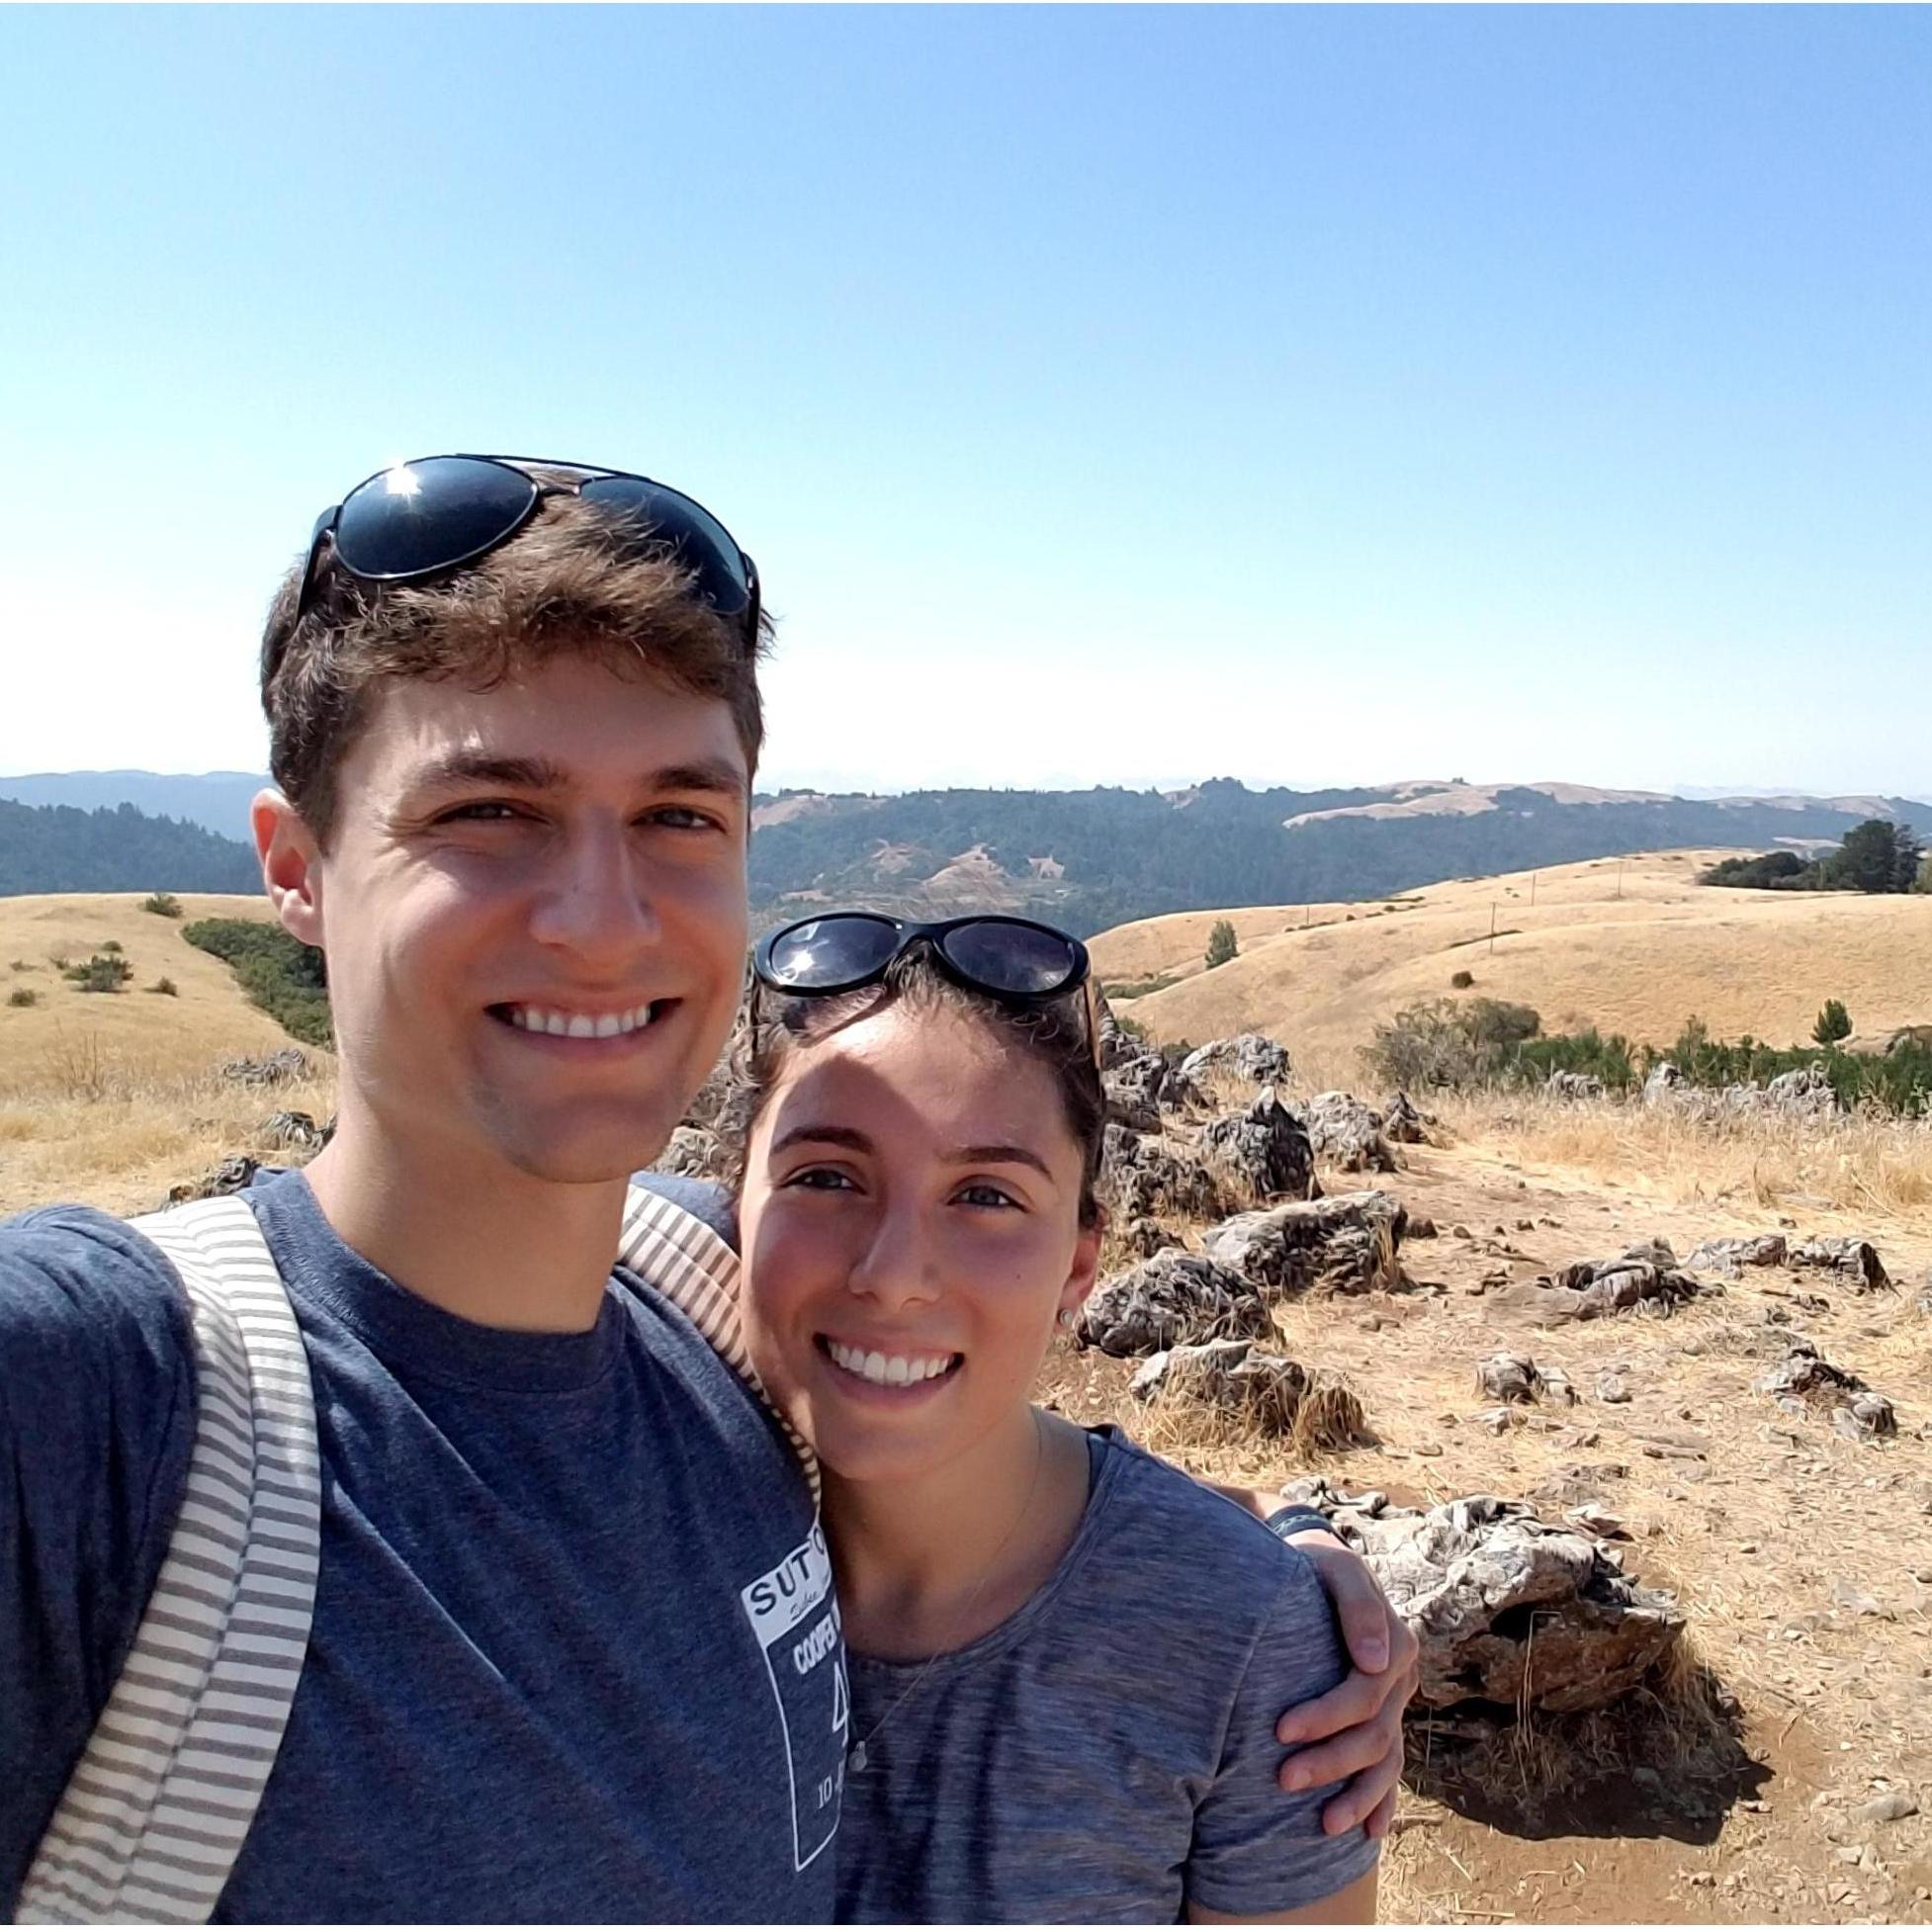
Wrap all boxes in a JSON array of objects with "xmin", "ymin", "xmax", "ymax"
[{"xmin": 844, "ymin": 1206, "xmax": 940, "ymax": 1312}]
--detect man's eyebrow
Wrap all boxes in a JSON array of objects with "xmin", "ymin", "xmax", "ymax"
[
  {"xmin": 770, "ymin": 1123, "xmax": 875, "ymax": 1156},
  {"xmin": 404, "ymin": 753, "xmax": 746, "ymax": 798}
]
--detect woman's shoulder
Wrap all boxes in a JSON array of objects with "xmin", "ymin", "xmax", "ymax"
[{"xmin": 1082, "ymin": 1426, "xmax": 1320, "ymax": 1627}]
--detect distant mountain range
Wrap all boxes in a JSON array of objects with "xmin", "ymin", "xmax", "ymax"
[{"xmin": 4, "ymin": 770, "xmax": 1928, "ymax": 932}]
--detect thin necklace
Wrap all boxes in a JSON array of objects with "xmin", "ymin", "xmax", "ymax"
[{"xmin": 846, "ymin": 1411, "xmax": 1048, "ymax": 1775}]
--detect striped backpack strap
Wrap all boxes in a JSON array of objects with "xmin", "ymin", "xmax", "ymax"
[
  {"xmin": 618, "ymin": 1186, "xmax": 820, "ymax": 1506},
  {"xmin": 18, "ymin": 1195, "xmax": 321, "ymax": 1925}
]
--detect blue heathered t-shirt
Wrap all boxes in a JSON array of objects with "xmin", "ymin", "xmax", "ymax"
[{"xmin": 0, "ymin": 1170, "xmax": 842, "ymax": 1922}]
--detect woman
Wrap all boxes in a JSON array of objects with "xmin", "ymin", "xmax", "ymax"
[{"xmin": 730, "ymin": 911, "xmax": 1382, "ymax": 1923}]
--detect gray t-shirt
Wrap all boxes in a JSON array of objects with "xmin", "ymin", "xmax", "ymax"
[{"xmin": 835, "ymin": 1426, "xmax": 1379, "ymax": 1922}]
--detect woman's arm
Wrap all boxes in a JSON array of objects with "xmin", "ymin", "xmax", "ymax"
[
  {"xmin": 1188, "ymin": 1867, "xmax": 1378, "ymax": 1924},
  {"xmin": 1199, "ymin": 1481, "xmax": 1418, "ymax": 1838}
]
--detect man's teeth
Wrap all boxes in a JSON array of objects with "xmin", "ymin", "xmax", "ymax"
[
  {"xmin": 505, "ymin": 1003, "xmax": 657, "ymax": 1038},
  {"xmin": 826, "ymin": 1340, "xmax": 956, "ymax": 1388}
]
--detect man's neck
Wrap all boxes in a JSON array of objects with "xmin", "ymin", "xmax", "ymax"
[
  {"xmin": 300, "ymin": 1119, "xmax": 629, "ymax": 1334},
  {"xmin": 827, "ymin": 1408, "xmax": 1091, "ymax": 1662}
]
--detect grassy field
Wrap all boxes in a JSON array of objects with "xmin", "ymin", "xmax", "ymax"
[
  {"xmin": 0, "ymin": 892, "xmax": 334, "ymax": 1214},
  {"xmin": 1096, "ymin": 850, "xmax": 1932, "ymax": 1080}
]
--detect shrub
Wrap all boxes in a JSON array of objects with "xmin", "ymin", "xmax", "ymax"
[
  {"xmin": 64, "ymin": 953, "xmax": 133, "ymax": 994},
  {"xmin": 147, "ymin": 977, "xmax": 179, "ymax": 997},
  {"xmin": 183, "ymin": 918, "xmax": 331, "ymax": 1047},
  {"xmin": 8, "ymin": 959, "xmax": 32, "ymax": 973},
  {"xmin": 99, "ymin": 939, "xmax": 124, "ymax": 955},
  {"xmin": 7, "ymin": 987, "xmax": 38, "ymax": 1009},
  {"xmin": 1449, "ymin": 969, "xmax": 1474, "ymax": 990},
  {"xmin": 1102, "ymin": 974, "xmax": 1180, "ymax": 1001},
  {"xmin": 1812, "ymin": 1000, "xmax": 1852, "ymax": 1047},
  {"xmin": 140, "ymin": 891, "xmax": 184, "ymax": 918},
  {"xmin": 1702, "ymin": 849, "xmax": 1812, "ymax": 889},
  {"xmin": 1113, "ymin": 1012, "xmax": 1150, "ymax": 1044},
  {"xmin": 1204, "ymin": 921, "xmax": 1239, "ymax": 971}
]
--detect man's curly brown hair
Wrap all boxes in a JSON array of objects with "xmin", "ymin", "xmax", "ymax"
[{"xmin": 259, "ymin": 483, "xmax": 768, "ymax": 844}]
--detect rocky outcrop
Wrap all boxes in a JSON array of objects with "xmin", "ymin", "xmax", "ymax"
[
  {"xmin": 1303, "ymin": 1092, "xmax": 1397, "ymax": 1174},
  {"xmin": 1791, "ymin": 1236, "xmax": 1890, "ymax": 1291},
  {"xmin": 1179, "ymin": 1033, "xmax": 1291, "ymax": 1090},
  {"xmin": 220, "ymin": 1047, "xmax": 309, "ymax": 1088},
  {"xmin": 659, "ymin": 1124, "xmax": 727, "ymax": 1180},
  {"xmin": 1545, "ymin": 1071, "xmax": 1606, "ymax": 1101},
  {"xmin": 1500, "ymin": 1239, "xmax": 1705, "ymax": 1325},
  {"xmin": 1074, "ymin": 1251, "xmax": 1270, "ymax": 1357},
  {"xmin": 1199, "ymin": 1089, "xmax": 1318, "ymax": 1205},
  {"xmin": 1130, "ymin": 1339, "xmax": 1364, "ymax": 1444},
  {"xmin": 1202, "ymin": 1190, "xmax": 1407, "ymax": 1297},
  {"xmin": 1764, "ymin": 1065, "xmax": 1841, "ymax": 1117},
  {"xmin": 1641, "ymin": 1062, "xmax": 1683, "ymax": 1106},
  {"xmin": 1477, "ymin": 1353, "xmax": 1575, "ymax": 1405},
  {"xmin": 1382, "ymin": 1092, "xmax": 1430, "ymax": 1144},
  {"xmin": 1101, "ymin": 1124, "xmax": 1230, "ymax": 1222},
  {"xmin": 162, "ymin": 1154, "xmax": 262, "ymax": 1208},
  {"xmin": 256, "ymin": 1109, "xmax": 328, "ymax": 1152},
  {"xmin": 1757, "ymin": 1341, "xmax": 1897, "ymax": 1441},
  {"xmin": 1685, "ymin": 1233, "xmax": 1789, "ymax": 1276},
  {"xmin": 1278, "ymin": 1481, "xmax": 1683, "ymax": 1714}
]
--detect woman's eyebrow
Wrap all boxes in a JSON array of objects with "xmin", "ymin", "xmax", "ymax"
[
  {"xmin": 770, "ymin": 1123, "xmax": 874, "ymax": 1156},
  {"xmin": 948, "ymin": 1143, "xmax": 1054, "ymax": 1180}
]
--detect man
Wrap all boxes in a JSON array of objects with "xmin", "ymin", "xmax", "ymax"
[{"xmin": 0, "ymin": 455, "xmax": 1414, "ymax": 1919}]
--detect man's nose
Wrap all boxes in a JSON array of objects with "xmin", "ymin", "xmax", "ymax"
[{"xmin": 527, "ymin": 819, "xmax": 662, "ymax": 965}]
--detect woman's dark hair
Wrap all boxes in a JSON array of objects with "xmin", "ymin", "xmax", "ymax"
[{"xmin": 728, "ymin": 948, "xmax": 1106, "ymax": 1227}]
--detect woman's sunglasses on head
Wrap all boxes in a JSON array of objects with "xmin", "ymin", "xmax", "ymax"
[
  {"xmin": 295, "ymin": 453, "xmax": 759, "ymax": 648},
  {"xmin": 753, "ymin": 912, "xmax": 1102, "ymax": 1070}
]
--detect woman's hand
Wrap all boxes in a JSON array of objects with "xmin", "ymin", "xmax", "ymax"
[{"xmin": 1273, "ymin": 1529, "xmax": 1418, "ymax": 1837}]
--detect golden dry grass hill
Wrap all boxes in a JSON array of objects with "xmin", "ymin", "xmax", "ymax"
[
  {"xmin": 1096, "ymin": 849, "xmax": 1932, "ymax": 1081},
  {"xmin": 0, "ymin": 893, "xmax": 334, "ymax": 1216}
]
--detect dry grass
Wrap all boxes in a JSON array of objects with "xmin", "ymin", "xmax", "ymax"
[
  {"xmin": 1098, "ymin": 850, "xmax": 1932, "ymax": 1074},
  {"xmin": 1440, "ymin": 1087, "xmax": 1932, "ymax": 1220},
  {"xmin": 0, "ymin": 892, "xmax": 333, "ymax": 1216}
]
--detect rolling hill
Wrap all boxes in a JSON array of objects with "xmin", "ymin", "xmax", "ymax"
[
  {"xmin": 0, "ymin": 799, "xmax": 261, "ymax": 896},
  {"xmin": 1095, "ymin": 850, "xmax": 1932, "ymax": 1081}
]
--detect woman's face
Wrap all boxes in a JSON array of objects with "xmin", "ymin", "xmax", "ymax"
[{"xmin": 738, "ymin": 1003, "xmax": 1100, "ymax": 1488}]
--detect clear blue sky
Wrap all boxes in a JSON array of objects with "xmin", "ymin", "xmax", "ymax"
[{"xmin": 2, "ymin": 6, "xmax": 1926, "ymax": 798}]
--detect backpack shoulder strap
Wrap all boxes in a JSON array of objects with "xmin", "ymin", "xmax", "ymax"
[
  {"xmin": 18, "ymin": 1195, "xmax": 321, "ymax": 1925},
  {"xmin": 618, "ymin": 1186, "xmax": 820, "ymax": 1506}
]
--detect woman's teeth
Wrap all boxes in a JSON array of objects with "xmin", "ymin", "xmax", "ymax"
[
  {"xmin": 825, "ymin": 1339, "xmax": 957, "ymax": 1388},
  {"xmin": 504, "ymin": 1002, "xmax": 657, "ymax": 1039}
]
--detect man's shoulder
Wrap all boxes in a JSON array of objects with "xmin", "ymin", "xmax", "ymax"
[{"xmin": 0, "ymin": 1200, "xmax": 196, "ymax": 1377}]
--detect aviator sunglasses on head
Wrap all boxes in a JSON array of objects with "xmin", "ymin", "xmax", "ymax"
[
  {"xmin": 753, "ymin": 912, "xmax": 1102, "ymax": 1069},
  {"xmin": 295, "ymin": 453, "xmax": 759, "ymax": 646}
]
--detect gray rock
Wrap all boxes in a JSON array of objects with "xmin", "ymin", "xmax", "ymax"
[
  {"xmin": 220, "ymin": 1047, "xmax": 309, "ymax": 1088},
  {"xmin": 255, "ymin": 1109, "xmax": 327, "ymax": 1152},
  {"xmin": 1382, "ymin": 1091, "xmax": 1431, "ymax": 1144},
  {"xmin": 659, "ymin": 1124, "xmax": 726, "ymax": 1179},
  {"xmin": 1304, "ymin": 1092, "xmax": 1398, "ymax": 1174},
  {"xmin": 1546, "ymin": 1071, "xmax": 1606, "ymax": 1101},
  {"xmin": 1199, "ymin": 1088, "xmax": 1318, "ymax": 1206},
  {"xmin": 1117, "ymin": 1216, "xmax": 1182, "ymax": 1260},
  {"xmin": 1596, "ymin": 1372, "xmax": 1633, "ymax": 1405},
  {"xmin": 1274, "ymin": 1480, "xmax": 1683, "ymax": 1714},
  {"xmin": 1100, "ymin": 1124, "xmax": 1230, "ymax": 1222},
  {"xmin": 1641, "ymin": 1061, "xmax": 1683, "ymax": 1106},
  {"xmin": 1791, "ymin": 1237, "xmax": 1890, "ymax": 1292},
  {"xmin": 1686, "ymin": 1233, "xmax": 1789, "ymax": 1277},
  {"xmin": 1203, "ymin": 1190, "xmax": 1407, "ymax": 1297},
  {"xmin": 1500, "ymin": 1241, "xmax": 1704, "ymax": 1325},
  {"xmin": 1766, "ymin": 1065, "xmax": 1842, "ymax": 1117},
  {"xmin": 1478, "ymin": 1353, "xmax": 1574, "ymax": 1405},
  {"xmin": 163, "ymin": 1154, "xmax": 262, "ymax": 1208},
  {"xmin": 1075, "ymin": 1251, "xmax": 1270, "ymax": 1357},
  {"xmin": 1130, "ymin": 1338, "xmax": 1362, "ymax": 1441},
  {"xmin": 1853, "ymin": 1793, "xmax": 1918, "ymax": 1824},
  {"xmin": 1756, "ymin": 1341, "xmax": 1897, "ymax": 1442},
  {"xmin": 1179, "ymin": 1032, "xmax": 1292, "ymax": 1090}
]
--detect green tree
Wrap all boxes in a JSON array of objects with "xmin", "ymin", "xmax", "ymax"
[
  {"xmin": 1813, "ymin": 1000, "xmax": 1852, "ymax": 1046},
  {"xmin": 1204, "ymin": 920, "xmax": 1239, "ymax": 970},
  {"xmin": 1917, "ymin": 851, "xmax": 1932, "ymax": 895},
  {"xmin": 1822, "ymin": 819, "xmax": 1920, "ymax": 895}
]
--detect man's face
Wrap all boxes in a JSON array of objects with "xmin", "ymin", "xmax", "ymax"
[{"xmin": 279, "ymin": 654, "xmax": 749, "ymax": 1186}]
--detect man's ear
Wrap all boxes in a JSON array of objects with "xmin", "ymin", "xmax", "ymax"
[
  {"xmin": 1058, "ymin": 1211, "xmax": 1103, "ymax": 1325},
  {"xmin": 253, "ymin": 788, "xmax": 325, "ymax": 949}
]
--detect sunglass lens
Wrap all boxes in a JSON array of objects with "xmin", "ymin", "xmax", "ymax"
[
  {"xmin": 765, "ymin": 916, "xmax": 901, "ymax": 990},
  {"xmin": 578, "ymin": 476, "xmax": 751, "ymax": 618},
  {"xmin": 943, "ymin": 921, "xmax": 1080, "ymax": 997},
  {"xmin": 333, "ymin": 457, "xmax": 535, "ymax": 580}
]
